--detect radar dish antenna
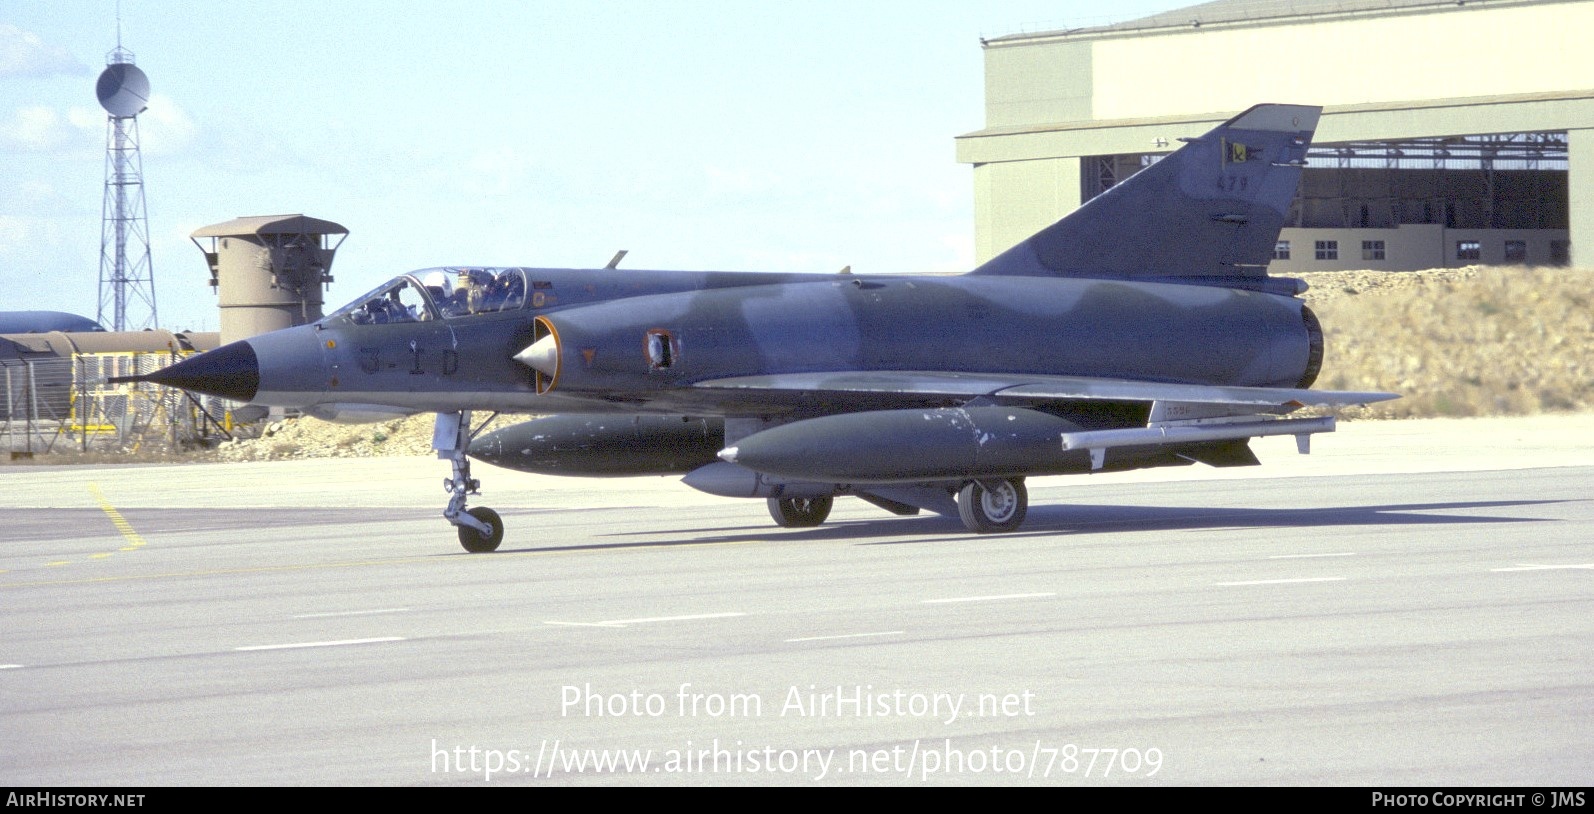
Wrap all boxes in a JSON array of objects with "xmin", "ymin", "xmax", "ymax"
[
  {"xmin": 96, "ymin": 61, "xmax": 150, "ymax": 118},
  {"xmin": 97, "ymin": 0, "xmax": 148, "ymax": 118}
]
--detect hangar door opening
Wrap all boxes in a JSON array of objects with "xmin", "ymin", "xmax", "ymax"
[{"xmin": 1081, "ymin": 132, "xmax": 1570, "ymax": 270}]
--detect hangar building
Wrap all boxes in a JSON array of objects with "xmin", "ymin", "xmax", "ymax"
[{"xmin": 956, "ymin": 0, "xmax": 1594, "ymax": 271}]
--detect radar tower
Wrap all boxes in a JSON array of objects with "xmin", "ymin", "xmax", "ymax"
[{"xmin": 95, "ymin": 10, "xmax": 157, "ymax": 332}]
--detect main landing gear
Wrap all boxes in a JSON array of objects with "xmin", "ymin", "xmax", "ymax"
[
  {"xmin": 763, "ymin": 478, "xmax": 1028, "ymax": 534},
  {"xmin": 957, "ymin": 477, "xmax": 1027, "ymax": 534},
  {"xmin": 767, "ymin": 496, "xmax": 833, "ymax": 528},
  {"xmin": 437, "ymin": 411, "xmax": 504, "ymax": 553}
]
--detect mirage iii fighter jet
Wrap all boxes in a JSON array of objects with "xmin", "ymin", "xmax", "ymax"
[{"xmin": 122, "ymin": 103, "xmax": 1396, "ymax": 551}]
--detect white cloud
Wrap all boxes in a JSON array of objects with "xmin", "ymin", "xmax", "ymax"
[
  {"xmin": 66, "ymin": 107, "xmax": 102, "ymax": 130},
  {"xmin": 0, "ymin": 105, "xmax": 99, "ymax": 153},
  {"xmin": 0, "ymin": 214, "xmax": 78, "ymax": 261},
  {"xmin": 0, "ymin": 95, "xmax": 198, "ymax": 157},
  {"xmin": 138, "ymin": 94, "xmax": 197, "ymax": 156},
  {"xmin": 0, "ymin": 24, "xmax": 88, "ymax": 78}
]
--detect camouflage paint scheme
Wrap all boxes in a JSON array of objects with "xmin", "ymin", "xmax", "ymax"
[{"xmin": 128, "ymin": 104, "xmax": 1396, "ymax": 548}]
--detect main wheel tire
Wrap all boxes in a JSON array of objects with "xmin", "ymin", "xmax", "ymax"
[
  {"xmin": 768, "ymin": 496, "xmax": 833, "ymax": 528},
  {"xmin": 957, "ymin": 478, "xmax": 1027, "ymax": 533},
  {"xmin": 457, "ymin": 506, "xmax": 504, "ymax": 553}
]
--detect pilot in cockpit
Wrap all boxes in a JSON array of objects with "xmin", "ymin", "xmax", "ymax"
[
  {"xmin": 482, "ymin": 270, "xmax": 526, "ymax": 311},
  {"xmin": 421, "ymin": 271, "xmax": 452, "ymax": 308},
  {"xmin": 456, "ymin": 269, "xmax": 494, "ymax": 315}
]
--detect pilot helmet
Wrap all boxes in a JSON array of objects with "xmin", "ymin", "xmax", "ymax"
[{"xmin": 421, "ymin": 270, "xmax": 453, "ymax": 296}]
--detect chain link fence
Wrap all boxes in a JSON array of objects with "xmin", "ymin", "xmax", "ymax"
[{"xmin": 2, "ymin": 351, "xmax": 233, "ymax": 458}]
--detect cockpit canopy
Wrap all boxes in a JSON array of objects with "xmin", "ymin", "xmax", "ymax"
[{"xmin": 331, "ymin": 268, "xmax": 528, "ymax": 325}]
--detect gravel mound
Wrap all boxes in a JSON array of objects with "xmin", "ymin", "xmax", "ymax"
[{"xmin": 1300, "ymin": 266, "xmax": 1592, "ymax": 418}]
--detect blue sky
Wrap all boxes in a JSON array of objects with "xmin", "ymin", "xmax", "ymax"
[{"xmin": 3, "ymin": 1, "xmax": 1191, "ymax": 331}]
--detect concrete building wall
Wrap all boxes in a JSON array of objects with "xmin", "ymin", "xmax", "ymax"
[
  {"xmin": 973, "ymin": 157, "xmax": 1081, "ymax": 262},
  {"xmin": 1087, "ymin": 2, "xmax": 1594, "ymax": 122},
  {"xmin": 962, "ymin": 0, "xmax": 1594, "ymax": 267},
  {"xmin": 1270, "ymin": 225, "xmax": 1570, "ymax": 272},
  {"xmin": 1569, "ymin": 128, "xmax": 1594, "ymax": 266},
  {"xmin": 985, "ymin": 39, "xmax": 1094, "ymax": 127}
]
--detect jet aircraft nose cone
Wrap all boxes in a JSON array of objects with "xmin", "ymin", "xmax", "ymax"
[
  {"xmin": 514, "ymin": 334, "xmax": 559, "ymax": 378},
  {"xmin": 140, "ymin": 340, "xmax": 260, "ymax": 402}
]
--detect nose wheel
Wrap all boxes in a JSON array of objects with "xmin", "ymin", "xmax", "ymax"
[
  {"xmin": 456, "ymin": 506, "xmax": 504, "ymax": 553},
  {"xmin": 437, "ymin": 411, "xmax": 504, "ymax": 552}
]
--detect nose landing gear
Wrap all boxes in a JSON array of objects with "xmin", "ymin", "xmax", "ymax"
[{"xmin": 437, "ymin": 411, "xmax": 504, "ymax": 552}]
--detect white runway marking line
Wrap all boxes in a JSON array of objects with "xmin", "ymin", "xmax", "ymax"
[
  {"xmin": 291, "ymin": 608, "xmax": 413, "ymax": 619},
  {"xmin": 235, "ymin": 637, "xmax": 405, "ymax": 652},
  {"xmin": 1215, "ymin": 577, "xmax": 1348, "ymax": 587},
  {"xmin": 1, "ymin": 664, "xmax": 22, "ymax": 670},
  {"xmin": 922, "ymin": 592, "xmax": 1056, "ymax": 605},
  {"xmin": 544, "ymin": 612, "xmax": 747, "ymax": 628},
  {"xmin": 1268, "ymin": 552, "xmax": 1357, "ymax": 559},
  {"xmin": 1492, "ymin": 563, "xmax": 1594, "ymax": 572},
  {"xmin": 786, "ymin": 631, "xmax": 906, "ymax": 643}
]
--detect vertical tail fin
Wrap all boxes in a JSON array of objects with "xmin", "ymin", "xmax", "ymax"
[{"xmin": 969, "ymin": 103, "xmax": 1322, "ymax": 287}]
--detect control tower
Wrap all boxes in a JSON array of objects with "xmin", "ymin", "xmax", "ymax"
[{"xmin": 191, "ymin": 215, "xmax": 348, "ymax": 345}]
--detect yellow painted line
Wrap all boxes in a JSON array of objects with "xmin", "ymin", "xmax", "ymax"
[{"xmin": 86, "ymin": 483, "xmax": 148, "ymax": 561}]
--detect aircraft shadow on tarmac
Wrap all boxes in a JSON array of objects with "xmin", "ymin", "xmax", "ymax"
[{"xmin": 483, "ymin": 499, "xmax": 1567, "ymax": 553}]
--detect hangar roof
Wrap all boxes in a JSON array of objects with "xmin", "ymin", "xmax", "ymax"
[{"xmin": 986, "ymin": 0, "xmax": 1546, "ymax": 44}]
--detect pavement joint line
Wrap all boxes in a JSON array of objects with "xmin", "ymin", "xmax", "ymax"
[
  {"xmin": 786, "ymin": 631, "xmax": 906, "ymax": 642},
  {"xmin": 1491, "ymin": 563, "xmax": 1594, "ymax": 572},
  {"xmin": 291, "ymin": 608, "xmax": 413, "ymax": 619},
  {"xmin": 1268, "ymin": 552, "xmax": 1357, "ymax": 559},
  {"xmin": 1214, "ymin": 577, "xmax": 1348, "ymax": 586},
  {"xmin": 235, "ymin": 636, "xmax": 406, "ymax": 652},
  {"xmin": 559, "ymin": 612, "xmax": 750, "ymax": 628},
  {"xmin": 922, "ymin": 592, "xmax": 1056, "ymax": 604},
  {"xmin": 0, "ymin": 548, "xmax": 566, "ymax": 589}
]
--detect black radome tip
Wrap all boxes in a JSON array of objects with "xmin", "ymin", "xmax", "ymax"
[{"xmin": 120, "ymin": 341, "xmax": 260, "ymax": 402}]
